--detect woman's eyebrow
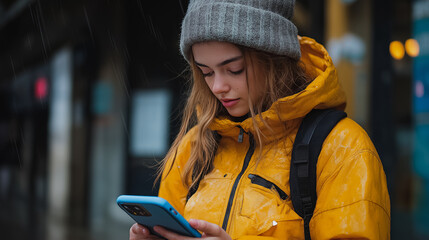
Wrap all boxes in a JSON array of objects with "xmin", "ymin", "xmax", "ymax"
[{"xmin": 195, "ymin": 55, "xmax": 243, "ymax": 68}]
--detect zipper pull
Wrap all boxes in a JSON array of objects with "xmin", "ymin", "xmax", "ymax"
[{"xmin": 238, "ymin": 127, "xmax": 244, "ymax": 143}]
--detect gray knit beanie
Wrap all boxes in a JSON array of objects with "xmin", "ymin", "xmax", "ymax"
[{"xmin": 180, "ymin": 0, "xmax": 301, "ymax": 61}]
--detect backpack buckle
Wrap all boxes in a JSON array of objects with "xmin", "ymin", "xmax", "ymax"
[
  {"xmin": 294, "ymin": 144, "xmax": 309, "ymax": 164},
  {"xmin": 294, "ymin": 144, "xmax": 309, "ymax": 178}
]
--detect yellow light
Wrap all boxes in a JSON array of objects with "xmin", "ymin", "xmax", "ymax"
[
  {"xmin": 405, "ymin": 38, "xmax": 420, "ymax": 57},
  {"xmin": 390, "ymin": 41, "xmax": 405, "ymax": 60}
]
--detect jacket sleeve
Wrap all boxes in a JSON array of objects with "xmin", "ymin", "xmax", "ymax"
[{"xmin": 310, "ymin": 119, "xmax": 391, "ymax": 240}]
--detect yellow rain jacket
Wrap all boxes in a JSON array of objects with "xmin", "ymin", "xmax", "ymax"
[{"xmin": 159, "ymin": 37, "xmax": 390, "ymax": 239}]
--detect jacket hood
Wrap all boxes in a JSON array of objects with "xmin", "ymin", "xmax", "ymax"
[{"xmin": 209, "ymin": 36, "xmax": 347, "ymax": 140}]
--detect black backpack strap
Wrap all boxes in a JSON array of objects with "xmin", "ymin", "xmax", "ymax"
[{"xmin": 290, "ymin": 109, "xmax": 347, "ymax": 240}]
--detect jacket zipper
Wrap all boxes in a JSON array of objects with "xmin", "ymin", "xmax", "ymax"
[
  {"xmin": 221, "ymin": 126, "xmax": 255, "ymax": 231},
  {"xmin": 248, "ymin": 174, "xmax": 288, "ymax": 200}
]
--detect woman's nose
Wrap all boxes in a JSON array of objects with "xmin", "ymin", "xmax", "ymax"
[{"xmin": 211, "ymin": 74, "xmax": 230, "ymax": 94}]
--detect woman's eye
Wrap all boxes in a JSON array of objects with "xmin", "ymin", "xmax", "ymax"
[
  {"xmin": 202, "ymin": 71, "xmax": 213, "ymax": 77},
  {"xmin": 230, "ymin": 69, "xmax": 244, "ymax": 75}
]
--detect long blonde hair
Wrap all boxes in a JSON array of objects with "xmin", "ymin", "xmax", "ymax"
[{"xmin": 157, "ymin": 45, "xmax": 311, "ymax": 192}]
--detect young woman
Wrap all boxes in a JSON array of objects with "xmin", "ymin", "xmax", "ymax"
[{"xmin": 130, "ymin": 0, "xmax": 390, "ymax": 239}]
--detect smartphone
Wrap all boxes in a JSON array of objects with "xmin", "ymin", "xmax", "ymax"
[{"xmin": 117, "ymin": 195, "xmax": 201, "ymax": 238}]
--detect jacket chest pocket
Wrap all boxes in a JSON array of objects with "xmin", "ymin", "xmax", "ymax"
[
  {"xmin": 240, "ymin": 174, "xmax": 288, "ymax": 219},
  {"xmin": 236, "ymin": 174, "xmax": 301, "ymax": 235},
  {"xmin": 248, "ymin": 174, "xmax": 288, "ymax": 200}
]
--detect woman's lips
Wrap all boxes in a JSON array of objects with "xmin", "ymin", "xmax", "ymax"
[{"xmin": 221, "ymin": 98, "xmax": 239, "ymax": 107}]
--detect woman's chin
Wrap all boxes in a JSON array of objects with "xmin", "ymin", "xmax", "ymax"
[{"xmin": 227, "ymin": 110, "xmax": 250, "ymax": 118}]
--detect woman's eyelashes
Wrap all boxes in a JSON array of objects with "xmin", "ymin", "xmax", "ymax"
[
  {"xmin": 201, "ymin": 68, "xmax": 244, "ymax": 78},
  {"xmin": 230, "ymin": 69, "xmax": 244, "ymax": 75},
  {"xmin": 202, "ymin": 71, "xmax": 214, "ymax": 77}
]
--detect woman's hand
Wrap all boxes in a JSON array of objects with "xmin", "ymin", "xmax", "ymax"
[
  {"xmin": 153, "ymin": 219, "xmax": 232, "ymax": 240},
  {"xmin": 129, "ymin": 223, "xmax": 163, "ymax": 240}
]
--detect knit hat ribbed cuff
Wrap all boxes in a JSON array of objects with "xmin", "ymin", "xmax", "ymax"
[{"xmin": 180, "ymin": 1, "xmax": 301, "ymax": 62}]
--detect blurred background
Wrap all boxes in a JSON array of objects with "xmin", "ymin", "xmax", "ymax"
[{"xmin": 0, "ymin": 0, "xmax": 428, "ymax": 239}]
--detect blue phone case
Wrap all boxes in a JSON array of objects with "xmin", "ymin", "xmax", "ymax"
[{"xmin": 117, "ymin": 195, "xmax": 201, "ymax": 238}]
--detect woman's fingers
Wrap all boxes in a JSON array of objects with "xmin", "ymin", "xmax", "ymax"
[
  {"xmin": 145, "ymin": 220, "xmax": 232, "ymax": 240},
  {"xmin": 153, "ymin": 226, "xmax": 185, "ymax": 240},
  {"xmin": 129, "ymin": 223, "xmax": 155, "ymax": 240},
  {"xmin": 189, "ymin": 219, "xmax": 232, "ymax": 239},
  {"xmin": 189, "ymin": 219, "xmax": 223, "ymax": 237}
]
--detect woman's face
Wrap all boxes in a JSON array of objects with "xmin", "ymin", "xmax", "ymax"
[{"xmin": 192, "ymin": 41, "xmax": 262, "ymax": 117}]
